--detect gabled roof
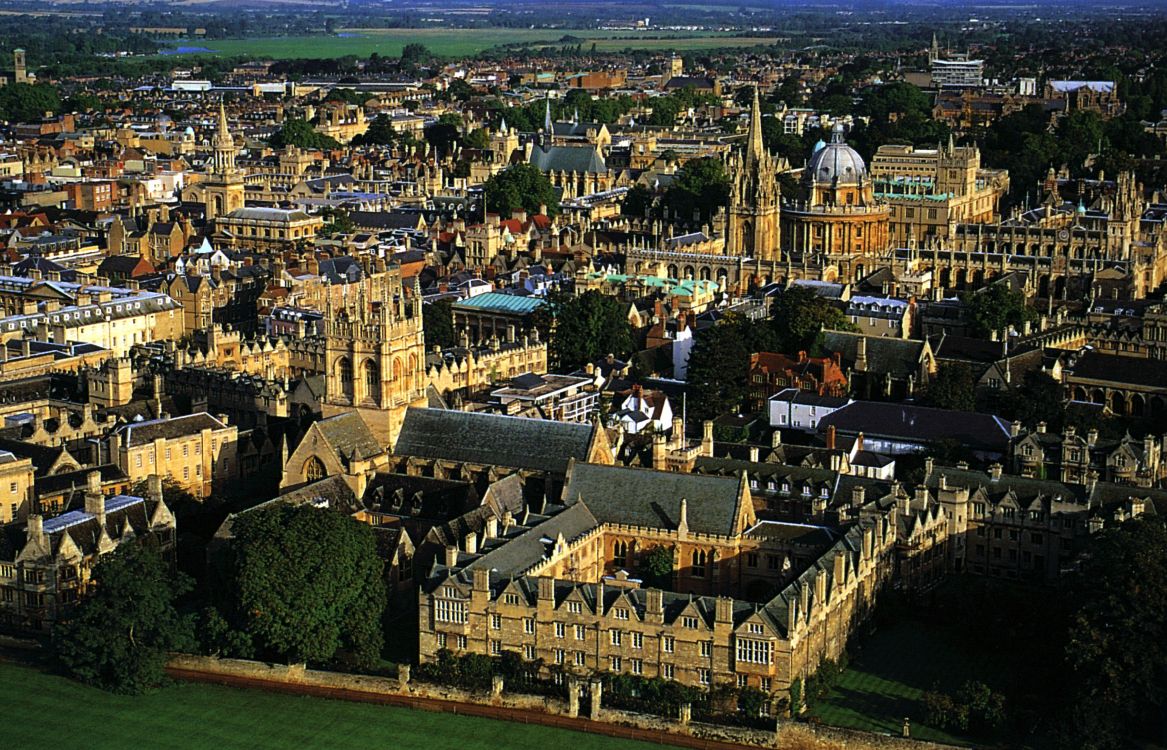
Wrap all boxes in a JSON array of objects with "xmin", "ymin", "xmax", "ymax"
[
  {"xmin": 312, "ymin": 411, "xmax": 384, "ymax": 462},
  {"xmin": 394, "ymin": 407, "xmax": 595, "ymax": 474},
  {"xmin": 562, "ymin": 462, "xmax": 747, "ymax": 536}
]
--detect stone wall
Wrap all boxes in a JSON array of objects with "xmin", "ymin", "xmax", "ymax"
[{"xmin": 166, "ymin": 654, "xmax": 967, "ymax": 750}]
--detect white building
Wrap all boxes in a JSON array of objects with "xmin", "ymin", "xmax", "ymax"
[{"xmin": 767, "ymin": 388, "xmax": 851, "ymax": 431}]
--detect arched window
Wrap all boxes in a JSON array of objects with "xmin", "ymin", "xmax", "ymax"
[
  {"xmin": 614, "ymin": 540, "xmax": 628, "ymax": 560},
  {"xmin": 364, "ymin": 359, "xmax": 381, "ymax": 403},
  {"xmin": 692, "ymin": 550, "xmax": 707, "ymax": 578},
  {"xmin": 337, "ymin": 357, "xmax": 353, "ymax": 400},
  {"xmin": 304, "ymin": 456, "xmax": 326, "ymax": 482}
]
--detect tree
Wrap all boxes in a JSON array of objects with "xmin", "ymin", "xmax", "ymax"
[
  {"xmin": 483, "ymin": 163, "xmax": 559, "ymax": 218},
  {"xmin": 424, "ymin": 298, "xmax": 457, "ymax": 349},
  {"xmin": 424, "ymin": 112, "xmax": 463, "ymax": 155},
  {"xmin": 545, "ymin": 289, "xmax": 633, "ymax": 372},
  {"xmin": 661, "ymin": 157, "xmax": 730, "ymax": 224},
  {"xmin": 639, "ymin": 545, "xmax": 674, "ymax": 589},
  {"xmin": 54, "ymin": 542, "xmax": 193, "ymax": 694},
  {"xmin": 927, "ymin": 363, "xmax": 977, "ymax": 412},
  {"xmin": 0, "ymin": 82, "xmax": 61, "ymax": 122},
  {"xmin": 318, "ymin": 209, "xmax": 355, "ymax": 238},
  {"xmin": 400, "ymin": 43, "xmax": 432, "ymax": 69},
  {"xmin": 268, "ymin": 118, "xmax": 339, "ymax": 150},
  {"xmin": 963, "ymin": 284, "xmax": 1037, "ymax": 339},
  {"xmin": 771, "ymin": 284, "xmax": 856, "ymax": 352},
  {"xmin": 219, "ymin": 504, "xmax": 386, "ymax": 668},
  {"xmin": 1059, "ymin": 517, "xmax": 1167, "ymax": 748},
  {"xmin": 685, "ymin": 312, "xmax": 779, "ymax": 419},
  {"xmin": 621, "ymin": 184, "xmax": 654, "ymax": 217}
]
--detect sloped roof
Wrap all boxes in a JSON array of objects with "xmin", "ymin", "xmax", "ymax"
[
  {"xmin": 313, "ymin": 411, "xmax": 384, "ymax": 461},
  {"xmin": 562, "ymin": 463, "xmax": 744, "ymax": 536},
  {"xmin": 394, "ymin": 407, "xmax": 593, "ymax": 474},
  {"xmin": 528, "ymin": 144, "xmax": 607, "ymax": 174}
]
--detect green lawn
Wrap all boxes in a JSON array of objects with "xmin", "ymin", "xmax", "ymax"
[
  {"xmin": 159, "ymin": 29, "xmax": 779, "ymax": 59},
  {"xmin": 0, "ymin": 662, "xmax": 656, "ymax": 750},
  {"xmin": 807, "ymin": 617, "xmax": 993, "ymax": 745}
]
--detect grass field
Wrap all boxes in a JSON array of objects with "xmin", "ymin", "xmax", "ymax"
[
  {"xmin": 0, "ymin": 661, "xmax": 657, "ymax": 750},
  {"xmin": 159, "ymin": 28, "xmax": 782, "ymax": 59},
  {"xmin": 807, "ymin": 617, "xmax": 997, "ymax": 745}
]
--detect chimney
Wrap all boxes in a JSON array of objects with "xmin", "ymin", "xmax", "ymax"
[
  {"xmin": 826, "ymin": 425, "xmax": 837, "ymax": 450},
  {"xmin": 84, "ymin": 470, "xmax": 105, "ymax": 525},
  {"xmin": 748, "ymin": 446, "xmax": 759, "ymax": 463},
  {"xmin": 989, "ymin": 463, "xmax": 1003, "ymax": 481},
  {"xmin": 855, "ymin": 336, "xmax": 868, "ymax": 372},
  {"xmin": 924, "ymin": 456, "xmax": 934, "ymax": 476},
  {"xmin": 148, "ymin": 474, "xmax": 163, "ymax": 503},
  {"xmin": 851, "ymin": 486, "xmax": 865, "ymax": 507},
  {"xmin": 463, "ymin": 531, "xmax": 477, "ymax": 554},
  {"xmin": 485, "ymin": 515, "xmax": 498, "ymax": 539},
  {"xmin": 1036, "ymin": 421, "xmax": 1047, "ymax": 434},
  {"xmin": 671, "ymin": 415, "xmax": 684, "ymax": 449},
  {"xmin": 771, "ymin": 430, "xmax": 782, "ymax": 448},
  {"xmin": 1088, "ymin": 429, "xmax": 1099, "ymax": 447},
  {"xmin": 27, "ymin": 514, "xmax": 44, "ymax": 543},
  {"xmin": 701, "ymin": 420, "xmax": 714, "ymax": 457},
  {"xmin": 444, "ymin": 546, "xmax": 459, "ymax": 568}
]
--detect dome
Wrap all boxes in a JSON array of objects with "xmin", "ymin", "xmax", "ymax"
[
  {"xmin": 812, "ymin": 139, "xmax": 826, "ymax": 154},
  {"xmin": 807, "ymin": 124, "xmax": 866, "ymax": 185}
]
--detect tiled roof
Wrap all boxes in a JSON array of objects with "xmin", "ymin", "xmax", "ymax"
[
  {"xmin": 394, "ymin": 408, "xmax": 593, "ymax": 474},
  {"xmin": 116, "ymin": 413, "xmax": 229, "ymax": 447}
]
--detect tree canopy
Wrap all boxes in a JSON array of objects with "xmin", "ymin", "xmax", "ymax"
[
  {"xmin": 963, "ymin": 284, "xmax": 1037, "ymax": 339},
  {"xmin": 661, "ymin": 157, "xmax": 730, "ymax": 224},
  {"xmin": 54, "ymin": 541, "xmax": 193, "ymax": 694},
  {"xmin": 1059, "ymin": 517, "xmax": 1167, "ymax": 748},
  {"xmin": 268, "ymin": 117, "xmax": 339, "ymax": 150},
  {"xmin": 483, "ymin": 163, "xmax": 559, "ymax": 218},
  {"xmin": 0, "ymin": 82, "xmax": 61, "ymax": 123},
  {"xmin": 544, "ymin": 289, "xmax": 633, "ymax": 372},
  {"xmin": 423, "ymin": 298, "xmax": 457, "ymax": 349},
  {"xmin": 926, "ymin": 363, "xmax": 978, "ymax": 412},
  {"xmin": 218, "ymin": 504, "xmax": 386, "ymax": 668}
]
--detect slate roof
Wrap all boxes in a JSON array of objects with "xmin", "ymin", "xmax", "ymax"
[
  {"xmin": 819, "ymin": 401, "xmax": 1012, "ymax": 453},
  {"xmin": 465, "ymin": 501, "xmax": 598, "ymax": 577},
  {"xmin": 116, "ymin": 413, "xmax": 229, "ymax": 447},
  {"xmin": 819, "ymin": 330, "xmax": 927, "ymax": 378},
  {"xmin": 1067, "ymin": 351, "xmax": 1167, "ymax": 389},
  {"xmin": 313, "ymin": 411, "xmax": 384, "ymax": 461},
  {"xmin": 562, "ymin": 463, "xmax": 744, "ymax": 536},
  {"xmin": 528, "ymin": 144, "xmax": 607, "ymax": 174},
  {"xmin": 394, "ymin": 407, "xmax": 594, "ymax": 473}
]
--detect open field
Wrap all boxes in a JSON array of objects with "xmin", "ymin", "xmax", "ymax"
[
  {"xmin": 159, "ymin": 28, "xmax": 783, "ymax": 59},
  {"xmin": 0, "ymin": 661, "xmax": 658, "ymax": 750},
  {"xmin": 806, "ymin": 609, "xmax": 1027, "ymax": 746}
]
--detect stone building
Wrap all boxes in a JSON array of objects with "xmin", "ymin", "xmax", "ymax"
[
  {"xmin": 0, "ymin": 473, "xmax": 174, "ymax": 630},
  {"xmin": 780, "ymin": 125, "xmax": 890, "ymax": 284},
  {"xmin": 109, "ymin": 413, "xmax": 238, "ymax": 498},
  {"xmin": 726, "ymin": 88, "xmax": 785, "ymax": 266},
  {"xmin": 319, "ymin": 265, "xmax": 428, "ymax": 446},
  {"xmin": 418, "ymin": 461, "xmax": 896, "ymax": 696},
  {"xmin": 1010, "ymin": 423, "xmax": 1165, "ymax": 488}
]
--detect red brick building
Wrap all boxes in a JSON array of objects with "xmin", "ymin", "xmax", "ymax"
[{"xmin": 748, "ymin": 351, "xmax": 848, "ymax": 411}]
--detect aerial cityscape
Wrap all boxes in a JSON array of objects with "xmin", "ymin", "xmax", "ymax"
[{"xmin": 0, "ymin": 1, "xmax": 1166, "ymax": 748}]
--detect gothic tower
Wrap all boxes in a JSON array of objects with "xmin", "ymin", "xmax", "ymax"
[
  {"xmin": 727, "ymin": 87, "xmax": 784, "ymax": 264},
  {"xmin": 203, "ymin": 103, "xmax": 246, "ymax": 220},
  {"xmin": 320, "ymin": 265, "xmax": 428, "ymax": 446}
]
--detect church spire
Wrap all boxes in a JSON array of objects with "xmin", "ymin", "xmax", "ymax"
[
  {"xmin": 544, "ymin": 95, "xmax": 552, "ymax": 134},
  {"xmin": 746, "ymin": 85, "xmax": 764, "ymax": 167}
]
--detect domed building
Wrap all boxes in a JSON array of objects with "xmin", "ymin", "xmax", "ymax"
[{"xmin": 780, "ymin": 124, "xmax": 890, "ymax": 282}]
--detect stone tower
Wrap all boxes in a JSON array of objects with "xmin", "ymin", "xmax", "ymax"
[
  {"xmin": 13, "ymin": 49, "xmax": 28, "ymax": 84},
  {"xmin": 320, "ymin": 265, "xmax": 428, "ymax": 446},
  {"xmin": 203, "ymin": 102, "xmax": 245, "ymax": 220},
  {"xmin": 727, "ymin": 87, "xmax": 784, "ymax": 265}
]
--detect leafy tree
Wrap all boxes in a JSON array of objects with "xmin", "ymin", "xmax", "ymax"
[
  {"xmin": 483, "ymin": 163, "xmax": 559, "ymax": 218},
  {"xmin": 545, "ymin": 289, "xmax": 633, "ymax": 372},
  {"xmin": 424, "ymin": 112, "xmax": 463, "ymax": 154},
  {"xmin": 927, "ymin": 363, "xmax": 978, "ymax": 412},
  {"xmin": 423, "ymin": 298, "xmax": 457, "ymax": 349},
  {"xmin": 1059, "ymin": 517, "xmax": 1167, "ymax": 748},
  {"xmin": 54, "ymin": 542, "xmax": 193, "ymax": 694},
  {"xmin": 685, "ymin": 312, "xmax": 779, "ymax": 419},
  {"xmin": 268, "ymin": 117, "xmax": 339, "ymax": 150},
  {"xmin": 400, "ymin": 43, "xmax": 432, "ymax": 69},
  {"xmin": 353, "ymin": 113, "xmax": 414, "ymax": 147},
  {"xmin": 463, "ymin": 127, "xmax": 490, "ymax": 151},
  {"xmin": 639, "ymin": 545, "xmax": 674, "ymax": 589},
  {"xmin": 219, "ymin": 504, "xmax": 386, "ymax": 668},
  {"xmin": 963, "ymin": 284, "xmax": 1037, "ymax": 339},
  {"xmin": 771, "ymin": 284, "xmax": 856, "ymax": 352},
  {"xmin": 318, "ymin": 209, "xmax": 355, "ymax": 238},
  {"xmin": 662, "ymin": 157, "xmax": 730, "ymax": 224},
  {"xmin": 621, "ymin": 184, "xmax": 654, "ymax": 217},
  {"xmin": 0, "ymin": 82, "xmax": 61, "ymax": 122}
]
